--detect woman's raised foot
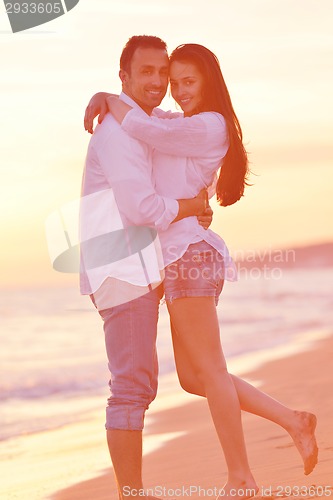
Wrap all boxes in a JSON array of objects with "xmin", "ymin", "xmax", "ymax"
[{"xmin": 288, "ymin": 411, "xmax": 318, "ymax": 475}]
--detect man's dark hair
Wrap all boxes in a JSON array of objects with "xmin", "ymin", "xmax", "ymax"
[{"xmin": 120, "ymin": 35, "xmax": 168, "ymax": 74}]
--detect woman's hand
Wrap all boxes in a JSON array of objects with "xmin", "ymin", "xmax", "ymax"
[
  {"xmin": 106, "ymin": 96, "xmax": 133, "ymax": 124},
  {"xmin": 84, "ymin": 92, "xmax": 118, "ymax": 133}
]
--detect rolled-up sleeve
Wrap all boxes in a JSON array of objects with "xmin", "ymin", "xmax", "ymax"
[
  {"xmin": 95, "ymin": 129, "xmax": 179, "ymax": 231},
  {"xmin": 122, "ymin": 109, "xmax": 228, "ymax": 158},
  {"xmin": 152, "ymin": 108, "xmax": 183, "ymax": 119}
]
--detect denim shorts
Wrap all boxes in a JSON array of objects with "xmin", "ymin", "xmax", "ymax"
[{"xmin": 164, "ymin": 241, "xmax": 224, "ymax": 305}]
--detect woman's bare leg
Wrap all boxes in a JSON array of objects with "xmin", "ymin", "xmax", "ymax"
[
  {"xmin": 171, "ymin": 322, "xmax": 318, "ymax": 475},
  {"xmin": 168, "ymin": 297, "xmax": 258, "ymax": 499}
]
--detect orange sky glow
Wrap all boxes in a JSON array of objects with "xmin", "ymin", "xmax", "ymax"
[{"xmin": 0, "ymin": 0, "xmax": 332, "ymax": 287}]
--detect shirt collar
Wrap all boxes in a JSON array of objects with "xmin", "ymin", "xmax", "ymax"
[{"xmin": 120, "ymin": 92, "xmax": 148, "ymax": 116}]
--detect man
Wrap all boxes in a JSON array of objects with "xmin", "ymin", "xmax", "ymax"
[{"xmin": 81, "ymin": 36, "xmax": 211, "ymax": 500}]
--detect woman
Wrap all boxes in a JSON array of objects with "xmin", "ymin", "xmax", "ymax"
[{"xmin": 86, "ymin": 44, "xmax": 318, "ymax": 498}]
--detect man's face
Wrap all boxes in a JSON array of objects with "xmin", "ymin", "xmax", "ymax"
[{"xmin": 120, "ymin": 47, "xmax": 169, "ymax": 114}]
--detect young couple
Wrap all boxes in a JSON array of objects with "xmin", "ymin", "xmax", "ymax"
[{"xmin": 81, "ymin": 35, "xmax": 318, "ymax": 500}]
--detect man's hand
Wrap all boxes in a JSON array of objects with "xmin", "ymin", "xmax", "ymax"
[
  {"xmin": 191, "ymin": 188, "xmax": 208, "ymax": 216},
  {"xmin": 173, "ymin": 189, "xmax": 208, "ymax": 223},
  {"xmin": 197, "ymin": 205, "xmax": 213, "ymax": 230},
  {"xmin": 84, "ymin": 92, "xmax": 118, "ymax": 133}
]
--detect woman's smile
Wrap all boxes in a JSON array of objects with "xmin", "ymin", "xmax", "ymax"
[{"xmin": 170, "ymin": 60, "xmax": 204, "ymax": 116}]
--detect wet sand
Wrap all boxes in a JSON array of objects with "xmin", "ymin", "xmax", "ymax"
[{"xmin": 49, "ymin": 333, "xmax": 333, "ymax": 500}]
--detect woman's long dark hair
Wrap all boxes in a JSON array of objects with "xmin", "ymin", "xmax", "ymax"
[{"xmin": 170, "ymin": 44, "xmax": 250, "ymax": 207}]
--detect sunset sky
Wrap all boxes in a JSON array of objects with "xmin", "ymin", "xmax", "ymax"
[{"xmin": 0, "ymin": 0, "xmax": 332, "ymax": 287}]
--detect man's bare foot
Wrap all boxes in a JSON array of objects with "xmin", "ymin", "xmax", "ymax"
[
  {"xmin": 216, "ymin": 478, "xmax": 259, "ymax": 500},
  {"xmin": 289, "ymin": 411, "xmax": 318, "ymax": 475}
]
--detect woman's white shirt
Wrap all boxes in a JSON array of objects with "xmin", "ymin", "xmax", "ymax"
[{"xmin": 122, "ymin": 106, "xmax": 237, "ymax": 282}]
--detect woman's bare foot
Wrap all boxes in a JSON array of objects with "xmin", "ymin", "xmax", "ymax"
[
  {"xmin": 216, "ymin": 478, "xmax": 259, "ymax": 500},
  {"xmin": 288, "ymin": 411, "xmax": 318, "ymax": 475}
]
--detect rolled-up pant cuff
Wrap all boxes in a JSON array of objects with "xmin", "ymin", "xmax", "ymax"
[{"xmin": 105, "ymin": 405, "xmax": 146, "ymax": 431}]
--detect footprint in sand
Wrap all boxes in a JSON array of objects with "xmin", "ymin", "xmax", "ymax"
[{"xmin": 275, "ymin": 442, "xmax": 294, "ymax": 449}]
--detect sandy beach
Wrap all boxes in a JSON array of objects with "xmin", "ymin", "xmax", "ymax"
[
  {"xmin": 39, "ymin": 332, "xmax": 333, "ymax": 500},
  {"xmin": 2, "ymin": 329, "xmax": 332, "ymax": 500}
]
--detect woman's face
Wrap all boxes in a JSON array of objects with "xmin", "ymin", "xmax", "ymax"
[{"xmin": 169, "ymin": 60, "xmax": 204, "ymax": 116}]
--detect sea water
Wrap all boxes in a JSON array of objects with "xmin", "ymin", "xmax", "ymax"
[{"xmin": 1, "ymin": 267, "xmax": 332, "ymax": 442}]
